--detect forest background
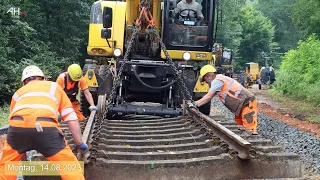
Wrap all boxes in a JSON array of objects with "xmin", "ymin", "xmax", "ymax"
[{"xmin": 0, "ymin": 0, "xmax": 319, "ymax": 124}]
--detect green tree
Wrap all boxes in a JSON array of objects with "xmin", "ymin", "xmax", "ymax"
[
  {"xmin": 255, "ymin": 0, "xmax": 299, "ymax": 53},
  {"xmin": 22, "ymin": 0, "xmax": 91, "ymax": 63},
  {"xmin": 0, "ymin": 0, "xmax": 94, "ymax": 105},
  {"xmin": 0, "ymin": 0, "xmax": 26, "ymax": 104},
  {"xmin": 291, "ymin": 0, "xmax": 320, "ymax": 39},
  {"xmin": 237, "ymin": 4, "xmax": 277, "ymax": 68},
  {"xmin": 214, "ymin": 0, "xmax": 246, "ymax": 71},
  {"xmin": 216, "ymin": 0, "xmax": 245, "ymax": 48}
]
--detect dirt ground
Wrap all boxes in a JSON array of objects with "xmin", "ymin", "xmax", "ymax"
[{"xmin": 249, "ymin": 84, "xmax": 320, "ymax": 138}]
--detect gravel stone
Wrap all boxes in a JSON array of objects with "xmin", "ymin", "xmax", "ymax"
[{"xmin": 211, "ymin": 96, "xmax": 320, "ymax": 175}]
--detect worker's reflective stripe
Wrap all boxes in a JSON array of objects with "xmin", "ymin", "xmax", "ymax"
[
  {"xmin": 60, "ymin": 107, "xmax": 74, "ymax": 117},
  {"xmin": 15, "ymin": 92, "xmax": 57, "ymax": 103},
  {"xmin": 235, "ymin": 87, "xmax": 242, "ymax": 97},
  {"xmin": 11, "ymin": 104, "xmax": 57, "ymax": 115},
  {"xmin": 218, "ymin": 75, "xmax": 235, "ymax": 93},
  {"xmin": 49, "ymin": 83, "xmax": 57, "ymax": 97},
  {"xmin": 216, "ymin": 75, "xmax": 242, "ymax": 103},
  {"xmin": 10, "ymin": 82, "xmax": 59, "ymax": 116},
  {"xmin": 64, "ymin": 112, "xmax": 78, "ymax": 121},
  {"xmin": 12, "ymin": 83, "xmax": 58, "ymax": 103},
  {"xmin": 12, "ymin": 93, "xmax": 19, "ymax": 101}
]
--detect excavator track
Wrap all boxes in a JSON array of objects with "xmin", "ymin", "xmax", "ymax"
[{"xmin": 29, "ymin": 107, "xmax": 302, "ymax": 180}]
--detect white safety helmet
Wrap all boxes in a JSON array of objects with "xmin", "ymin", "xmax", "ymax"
[{"xmin": 21, "ymin": 65, "xmax": 45, "ymax": 82}]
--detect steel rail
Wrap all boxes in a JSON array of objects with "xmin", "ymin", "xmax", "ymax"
[
  {"xmin": 187, "ymin": 107, "xmax": 251, "ymax": 159},
  {"xmin": 82, "ymin": 110, "xmax": 96, "ymax": 144},
  {"xmin": 76, "ymin": 109, "xmax": 97, "ymax": 164},
  {"xmin": 77, "ymin": 95, "xmax": 106, "ymax": 163},
  {"xmin": 0, "ymin": 125, "xmax": 9, "ymax": 136}
]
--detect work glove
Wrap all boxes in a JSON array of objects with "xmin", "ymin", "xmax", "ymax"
[
  {"xmin": 74, "ymin": 142, "xmax": 90, "ymax": 163},
  {"xmin": 89, "ymin": 105, "xmax": 98, "ymax": 112},
  {"xmin": 74, "ymin": 142, "xmax": 88, "ymax": 150},
  {"xmin": 187, "ymin": 102, "xmax": 199, "ymax": 110}
]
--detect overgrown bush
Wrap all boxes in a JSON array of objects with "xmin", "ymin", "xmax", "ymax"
[
  {"xmin": 0, "ymin": 18, "xmax": 68, "ymax": 105},
  {"xmin": 0, "ymin": 0, "xmax": 91, "ymax": 105},
  {"xmin": 274, "ymin": 34, "xmax": 320, "ymax": 104}
]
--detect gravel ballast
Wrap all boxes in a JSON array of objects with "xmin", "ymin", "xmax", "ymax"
[{"xmin": 210, "ymin": 96, "xmax": 320, "ymax": 175}]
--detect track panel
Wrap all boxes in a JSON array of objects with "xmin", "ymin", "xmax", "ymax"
[{"xmin": 29, "ymin": 113, "xmax": 302, "ymax": 179}]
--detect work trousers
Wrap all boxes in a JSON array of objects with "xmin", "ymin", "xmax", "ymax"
[
  {"xmin": 72, "ymin": 101, "xmax": 86, "ymax": 121},
  {"xmin": 0, "ymin": 126, "xmax": 85, "ymax": 180},
  {"xmin": 234, "ymin": 98, "xmax": 258, "ymax": 133}
]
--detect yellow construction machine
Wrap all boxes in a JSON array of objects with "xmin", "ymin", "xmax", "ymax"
[
  {"xmin": 81, "ymin": 0, "xmax": 216, "ymax": 118},
  {"xmin": 212, "ymin": 43, "xmax": 234, "ymax": 77},
  {"xmin": 244, "ymin": 62, "xmax": 260, "ymax": 88}
]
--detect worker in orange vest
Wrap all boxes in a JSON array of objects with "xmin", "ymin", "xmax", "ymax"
[
  {"xmin": 189, "ymin": 65, "xmax": 258, "ymax": 135},
  {"xmin": 56, "ymin": 64, "xmax": 98, "ymax": 120},
  {"xmin": 0, "ymin": 65, "xmax": 87, "ymax": 180}
]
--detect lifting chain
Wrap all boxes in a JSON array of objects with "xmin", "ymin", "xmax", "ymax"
[
  {"xmin": 106, "ymin": 26, "xmax": 139, "ymax": 109},
  {"xmin": 139, "ymin": 0, "xmax": 151, "ymax": 11},
  {"xmin": 152, "ymin": 27, "xmax": 193, "ymax": 102},
  {"xmin": 91, "ymin": 13, "xmax": 141, "ymax": 161},
  {"xmin": 106, "ymin": 0, "xmax": 194, "ymax": 110},
  {"xmin": 90, "ymin": 0, "xmax": 212, "ymax": 161},
  {"xmin": 197, "ymin": 110, "xmax": 214, "ymax": 137}
]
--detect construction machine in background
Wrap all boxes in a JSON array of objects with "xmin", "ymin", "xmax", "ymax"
[
  {"xmin": 260, "ymin": 66, "xmax": 276, "ymax": 85},
  {"xmin": 243, "ymin": 63, "xmax": 277, "ymax": 89},
  {"xmin": 212, "ymin": 43, "xmax": 234, "ymax": 77},
  {"xmin": 81, "ymin": 0, "xmax": 216, "ymax": 118},
  {"xmin": 243, "ymin": 62, "xmax": 259, "ymax": 88}
]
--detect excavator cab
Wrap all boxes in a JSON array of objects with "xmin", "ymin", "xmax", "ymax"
[
  {"xmin": 162, "ymin": 0, "xmax": 215, "ymax": 61},
  {"xmin": 83, "ymin": 0, "xmax": 216, "ymax": 118}
]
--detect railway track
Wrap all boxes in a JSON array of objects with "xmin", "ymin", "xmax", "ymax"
[{"xmin": 25, "ymin": 103, "xmax": 302, "ymax": 180}]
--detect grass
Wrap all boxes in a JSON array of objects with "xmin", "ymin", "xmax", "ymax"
[
  {"xmin": 0, "ymin": 105, "xmax": 9, "ymax": 127},
  {"xmin": 268, "ymin": 89, "xmax": 320, "ymax": 123}
]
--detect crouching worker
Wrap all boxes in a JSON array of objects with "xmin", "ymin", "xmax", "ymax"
[
  {"xmin": 0, "ymin": 65, "xmax": 87, "ymax": 180},
  {"xmin": 188, "ymin": 65, "xmax": 258, "ymax": 135},
  {"xmin": 56, "ymin": 64, "xmax": 98, "ymax": 120}
]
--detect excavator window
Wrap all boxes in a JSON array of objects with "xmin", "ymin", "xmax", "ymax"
[
  {"xmin": 167, "ymin": 0, "xmax": 211, "ymax": 47},
  {"xmin": 90, "ymin": 1, "xmax": 103, "ymax": 24}
]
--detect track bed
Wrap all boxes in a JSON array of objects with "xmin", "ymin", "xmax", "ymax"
[{"xmin": 29, "ymin": 113, "xmax": 302, "ymax": 180}]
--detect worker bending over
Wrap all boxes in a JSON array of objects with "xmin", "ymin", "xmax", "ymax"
[
  {"xmin": 56, "ymin": 64, "xmax": 97, "ymax": 120},
  {"xmin": 0, "ymin": 65, "xmax": 87, "ymax": 180},
  {"xmin": 189, "ymin": 65, "xmax": 258, "ymax": 135}
]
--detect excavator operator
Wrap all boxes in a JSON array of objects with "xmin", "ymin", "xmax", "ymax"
[
  {"xmin": 188, "ymin": 65, "xmax": 259, "ymax": 135},
  {"xmin": 56, "ymin": 64, "xmax": 98, "ymax": 121},
  {"xmin": 0, "ymin": 65, "xmax": 87, "ymax": 180},
  {"xmin": 174, "ymin": 0, "xmax": 204, "ymax": 20}
]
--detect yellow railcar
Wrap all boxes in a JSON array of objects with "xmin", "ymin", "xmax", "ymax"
[{"xmin": 82, "ymin": 0, "xmax": 217, "ymax": 117}]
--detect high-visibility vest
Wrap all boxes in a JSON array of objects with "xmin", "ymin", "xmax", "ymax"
[
  {"xmin": 62, "ymin": 72, "xmax": 79, "ymax": 102},
  {"xmin": 215, "ymin": 74, "xmax": 254, "ymax": 115},
  {"xmin": 9, "ymin": 80, "xmax": 75, "ymax": 128}
]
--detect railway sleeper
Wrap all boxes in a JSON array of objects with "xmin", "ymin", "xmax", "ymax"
[
  {"xmin": 28, "ymin": 114, "xmax": 302, "ymax": 179},
  {"xmin": 86, "ymin": 154, "xmax": 301, "ymax": 180},
  {"xmin": 97, "ymin": 146, "xmax": 225, "ymax": 161}
]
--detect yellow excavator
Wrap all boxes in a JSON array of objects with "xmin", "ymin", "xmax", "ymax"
[
  {"xmin": 244, "ymin": 62, "xmax": 260, "ymax": 88},
  {"xmin": 212, "ymin": 43, "xmax": 234, "ymax": 77},
  {"xmin": 81, "ymin": 0, "xmax": 216, "ymax": 118}
]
